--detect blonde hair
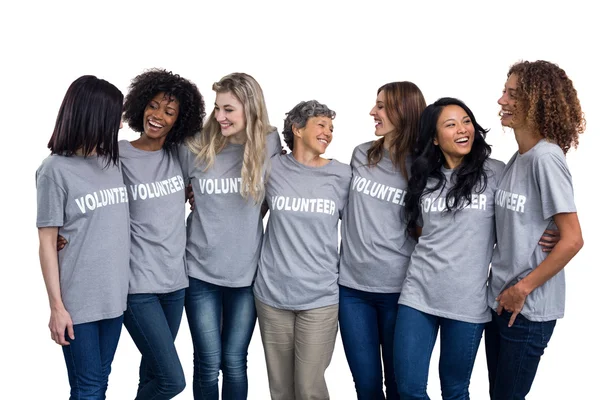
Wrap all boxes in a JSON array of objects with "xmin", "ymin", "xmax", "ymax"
[{"xmin": 187, "ymin": 73, "xmax": 275, "ymax": 203}]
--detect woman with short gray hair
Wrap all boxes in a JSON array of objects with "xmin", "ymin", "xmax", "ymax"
[{"xmin": 253, "ymin": 100, "xmax": 352, "ymax": 400}]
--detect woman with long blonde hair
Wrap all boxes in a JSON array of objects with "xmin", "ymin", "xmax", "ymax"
[{"xmin": 179, "ymin": 72, "xmax": 282, "ymax": 400}]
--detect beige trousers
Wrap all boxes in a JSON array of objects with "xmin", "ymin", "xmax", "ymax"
[{"xmin": 255, "ymin": 299, "xmax": 339, "ymax": 400}]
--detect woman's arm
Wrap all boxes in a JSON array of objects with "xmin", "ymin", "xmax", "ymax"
[
  {"xmin": 39, "ymin": 227, "xmax": 74, "ymax": 345},
  {"xmin": 496, "ymin": 212, "xmax": 583, "ymax": 326}
]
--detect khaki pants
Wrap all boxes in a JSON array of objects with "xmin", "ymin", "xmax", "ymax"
[{"xmin": 255, "ymin": 299, "xmax": 339, "ymax": 400}]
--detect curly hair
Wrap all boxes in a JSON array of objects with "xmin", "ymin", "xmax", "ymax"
[
  {"xmin": 367, "ymin": 82, "xmax": 426, "ymax": 179},
  {"xmin": 404, "ymin": 97, "xmax": 491, "ymax": 236},
  {"xmin": 186, "ymin": 72, "xmax": 276, "ymax": 204},
  {"xmin": 282, "ymin": 100, "xmax": 336, "ymax": 151},
  {"xmin": 123, "ymin": 68, "xmax": 205, "ymax": 149},
  {"xmin": 507, "ymin": 60, "xmax": 585, "ymax": 154}
]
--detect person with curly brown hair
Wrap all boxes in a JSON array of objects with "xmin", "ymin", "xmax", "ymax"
[
  {"xmin": 485, "ymin": 60, "xmax": 585, "ymax": 400},
  {"xmin": 118, "ymin": 68, "xmax": 205, "ymax": 399}
]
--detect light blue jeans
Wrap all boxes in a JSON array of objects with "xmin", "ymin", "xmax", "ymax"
[{"xmin": 185, "ymin": 278, "xmax": 257, "ymax": 400}]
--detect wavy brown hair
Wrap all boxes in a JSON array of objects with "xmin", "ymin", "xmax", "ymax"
[
  {"xmin": 508, "ymin": 60, "xmax": 586, "ymax": 154},
  {"xmin": 367, "ymin": 81, "xmax": 426, "ymax": 179}
]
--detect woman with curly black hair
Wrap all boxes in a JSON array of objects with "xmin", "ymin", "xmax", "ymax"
[
  {"xmin": 116, "ymin": 68, "xmax": 205, "ymax": 400},
  {"xmin": 486, "ymin": 60, "xmax": 585, "ymax": 400},
  {"xmin": 393, "ymin": 97, "xmax": 504, "ymax": 399}
]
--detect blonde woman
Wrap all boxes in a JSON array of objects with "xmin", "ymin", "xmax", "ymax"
[{"xmin": 179, "ymin": 73, "xmax": 282, "ymax": 400}]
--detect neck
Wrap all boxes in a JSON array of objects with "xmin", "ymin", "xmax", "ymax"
[
  {"xmin": 443, "ymin": 156, "xmax": 463, "ymax": 170},
  {"xmin": 228, "ymin": 131, "xmax": 247, "ymax": 145},
  {"xmin": 514, "ymin": 127, "xmax": 543, "ymax": 154},
  {"xmin": 132, "ymin": 134, "xmax": 166, "ymax": 151},
  {"xmin": 383, "ymin": 133, "xmax": 393, "ymax": 150},
  {"xmin": 291, "ymin": 146, "xmax": 328, "ymax": 167},
  {"xmin": 75, "ymin": 148, "xmax": 95, "ymax": 156}
]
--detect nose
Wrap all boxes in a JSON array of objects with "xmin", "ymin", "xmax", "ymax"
[
  {"xmin": 458, "ymin": 122, "xmax": 468, "ymax": 134},
  {"xmin": 498, "ymin": 92, "xmax": 507, "ymax": 106},
  {"xmin": 369, "ymin": 106, "xmax": 377, "ymax": 116},
  {"xmin": 215, "ymin": 109, "xmax": 225, "ymax": 122}
]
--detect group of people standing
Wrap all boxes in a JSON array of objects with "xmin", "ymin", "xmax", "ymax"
[{"xmin": 36, "ymin": 59, "xmax": 584, "ymax": 400}]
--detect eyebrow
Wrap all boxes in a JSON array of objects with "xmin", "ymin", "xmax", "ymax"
[{"xmin": 215, "ymin": 103, "xmax": 235, "ymax": 108}]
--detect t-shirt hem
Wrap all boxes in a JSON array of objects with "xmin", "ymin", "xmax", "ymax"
[
  {"xmin": 128, "ymin": 282, "xmax": 189, "ymax": 295},
  {"xmin": 338, "ymin": 280, "xmax": 402, "ymax": 293},
  {"xmin": 36, "ymin": 220, "xmax": 63, "ymax": 228},
  {"xmin": 399, "ymin": 300, "xmax": 490, "ymax": 324},
  {"xmin": 71, "ymin": 309, "xmax": 126, "ymax": 325},
  {"xmin": 254, "ymin": 293, "xmax": 338, "ymax": 311}
]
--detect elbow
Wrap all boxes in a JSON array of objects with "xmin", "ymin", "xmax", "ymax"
[{"xmin": 567, "ymin": 235, "xmax": 584, "ymax": 256}]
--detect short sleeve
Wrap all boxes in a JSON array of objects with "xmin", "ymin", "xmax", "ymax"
[
  {"xmin": 534, "ymin": 152, "xmax": 577, "ymax": 220},
  {"xmin": 36, "ymin": 174, "xmax": 66, "ymax": 227},
  {"xmin": 266, "ymin": 130, "xmax": 282, "ymax": 159}
]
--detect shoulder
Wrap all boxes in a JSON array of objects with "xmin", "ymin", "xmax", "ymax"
[
  {"xmin": 485, "ymin": 158, "xmax": 506, "ymax": 176},
  {"xmin": 329, "ymin": 159, "xmax": 352, "ymax": 180}
]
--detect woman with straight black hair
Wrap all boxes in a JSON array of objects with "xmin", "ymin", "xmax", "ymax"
[{"xmin": 36, "ymin": 75, "xmax": 130, "ymax": 399}]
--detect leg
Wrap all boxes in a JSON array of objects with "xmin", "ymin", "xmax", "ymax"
[
  {"xmin": 294, "ymin": 304, "xmax": 338, "ymax": 400},
  {"xmin": 393, "ymin": 305, "xmax": 438, "ymax": 400},
  {"xmin": 338, "ymin": 286, "xmax": 385, "ymax": 400},
  {"xmin": 255, "ymin": 299, "xmax": 296, "ymax": 400},
  {"xmin": 484, "ymin": 309, "xmax": 500, "ymax": 399},
  {"xmin": 124, "ymin": 290, "xmax": 186, "ymax": 399},
  {"xmin": 185, "ymin": 278, "xmax": 222, "ymax": 400},
  {"xmin": 376, "ymin": 292, "xmax": 401, "ymax": 400},
  {"xmin": 62, "ymin": 316, "xmax": 123, "ymax": 400},
  {"xmin": 221, "ymin": 285, "xmax": 257, "ymax": 400},
  {"xmin": 489, "ymin": 312, "xmax": 556, "ymax": 400},
  {"xmin": 438, "ymin": 318, "xmax": 485, "ymax": 400}
]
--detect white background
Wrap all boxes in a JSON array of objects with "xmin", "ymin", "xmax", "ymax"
[{"xmin": 2, "ymin": 0, "xmax": 598, "ymax": 398}]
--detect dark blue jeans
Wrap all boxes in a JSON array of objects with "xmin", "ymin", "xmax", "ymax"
[
  {"xmin": 339, "ymin": 285, "xmax": 400, "ymax": 400},
  {"xmin": 485, "ymin": 309, "xmax": 556, "ymax": 400},
  {"xmin": 393, "ymin": 305, "xmax": 484, "ymax": 400},
  {"xmin": 123, "ymin": 289, "xmax": 186, "ymax": 399},
  {"xmin": 185, "ymin": 277, "xmax": 257, "ymax": 400},
  {"xmin": 62, "ymin": 315, "xmax": 124, "ymax": 400}
]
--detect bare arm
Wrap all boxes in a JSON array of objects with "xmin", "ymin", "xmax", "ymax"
[
  {"xmin": 39, "ymin": 227, "xmax": 74, "ymax": 345},
  {"xmin": 496, "ymin": 212, "xmax": 583, "ymax": 326}
]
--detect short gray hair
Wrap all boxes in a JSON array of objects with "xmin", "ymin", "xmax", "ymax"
[{"xmin": 282, "ymin": 100, "xmax": 336, "ymax": 151}]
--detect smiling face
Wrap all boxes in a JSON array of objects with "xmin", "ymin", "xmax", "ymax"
[
  {"xmin": 433, "ymin": 104, "xmax": 475, "ymax": 169},
  {"xmin": 214, "ymin": 91, "xmax": 246, "ymax": 144},
  {"xmin": 369, "ymin": 90, "xmax": 396, "ymax": 137},
  {"xmin": 143, "ymin": 92, "xmax": 179, "ymax": 142},
  {"xmin": 296, "ymin": 116, "xmax": 334, "ymax": 155},
  {"xmin": 498, "ymin": 73, "xmax": 527, "ymax": 130}
]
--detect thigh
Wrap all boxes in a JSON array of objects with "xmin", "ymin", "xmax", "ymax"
[
  {"xmin": 124, "ymin": 294, "xmax": 182, "ymax": 373},
  {"xmin": 255, "ymin": 299, "xmax": 296, "ymax": 400},
  {"xmin": 294, "ymin": 304, "xmax": 339, "ymax": 398},
  {"xmin": 63, "ymin": 318, "xmax": 121, "ymax": 398},
  {"xmin": 491, "ymin": 312, "xmax": 556, "ymax": 400},
  {"xmin": 159, "ymin": 288, "xmax": 186, "ymax": 339},
  {"xmin": 222, "ymin": 285, "xmax": 257, "ymax": 354},
  {"xmin": 484, "ymin": 309, "xmax": 500, "ymax": 398},
  {"xmin": 185, "ymin": 278, "xmax": 222, "ymax": 352},
  {"xmin": 438, "ymin": 318, "xmax": 485, "ymax": 399},
  {"xmin": 339, "ymin": 286, "xmax": 383, "ymax": 382},
  {"xmin": 376, "ymin": 293, "xmax": 400, "ymax": 399},
  {"xmin": 394, "ymin": 305, "xmax": 439, "ymax": 396}
]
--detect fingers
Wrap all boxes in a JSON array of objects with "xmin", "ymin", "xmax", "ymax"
[
  {"xmin": 496, "ymin": 304, "xmax": 504, "ymax": 315},
  {"xmin": 508, "ymin": 311, "xmax": 518, "ymax": 328},
  {"xmin": 67, "ymin": 323, "xmax": 75, "ymax": 341}
]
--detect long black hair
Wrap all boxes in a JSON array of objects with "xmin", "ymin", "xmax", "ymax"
[
  {"xmin": 48, "ymin": 75, "xmax": 123, "ymax": 166},
  {"xmin": 404, "ymin": 97, "xmax": 491, "ymax": 235}
]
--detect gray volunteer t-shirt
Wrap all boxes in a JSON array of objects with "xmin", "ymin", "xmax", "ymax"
[
  {"xmin": 179, "ymin": 130, "xmax": 281, "ymax": 287},
  {"xmin": 36, "ymin": 155, "xmax": 130, "ymax": 325},
  {"xmin": 339, "ymin": 141, "xmax": 415, "ymax": 293},
  {"xmin": 399, "ymin": 158, "xmax": 505, "ymax": 324},
  {"xmin": 253, "ymin": 154, "xmax": 352, "ymax": 310},
  {"xmin": 488, "ymin": 140, "xmax": 576, "ymax": 321},
  {"xmin": 119, "ymin": 140, "xmax": 188, "ymax": 294}
]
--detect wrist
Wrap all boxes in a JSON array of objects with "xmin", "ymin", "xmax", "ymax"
[{"xmin": 516, "ymin": 279, "xmax": 534, "ymax": 296}]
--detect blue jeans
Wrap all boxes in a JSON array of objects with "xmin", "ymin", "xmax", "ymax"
[
  {"xmin": 485, "ymin": 309, "xmax": 556, "ymax": 400},
  {"xmin": 393, "ymin": 305, "xmax": 484, "ymax": 400},
  {"xmin": 339, "ymin": 285, "xmax": 400, "ymax": 400},
  {"xmin": 123, "ymin": 289, "xmax": 186, "ymax": 399},
  {"xmin": 185, "ymin": 278, "xmax": 257, "ymax": 400},
  {"xmin": 62, "ymin": 315, "xmax": 124, "ymax": 400}
]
